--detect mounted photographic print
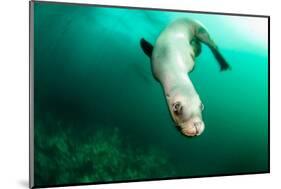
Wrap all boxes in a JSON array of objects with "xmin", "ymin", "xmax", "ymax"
[{"xmin": 29, "ymin": 1, "xmax": 270, "ymax": 188}]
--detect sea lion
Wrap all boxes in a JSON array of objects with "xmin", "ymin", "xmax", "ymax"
[{"xmin": 140, "ymin": 18, "xmax": 230, "ymax": 137}]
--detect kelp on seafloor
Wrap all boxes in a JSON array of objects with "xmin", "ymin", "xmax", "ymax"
[{"xmin": 34, "ymin": 117, "xmax": 176, "ymax": 186}]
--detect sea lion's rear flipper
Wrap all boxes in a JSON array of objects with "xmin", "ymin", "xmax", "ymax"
[
  {"xmin": 190, "ymin": 38, "xmax": 202, "ymax": 57},
  {"xmin": 195, "ymin": 24, "xmax": 231, "ymax": 71},
  {"xmin": 208, "ymin": 45, "xmax": 230, "ymax": 71},
  {"xmin": 140, "ymin": 38, "xmax": 153, "ymax": 58}
]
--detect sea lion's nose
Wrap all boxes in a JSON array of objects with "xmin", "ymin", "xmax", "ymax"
[
  {"xmin": 193, "ymin": 121, "xmax": 204, "ymax": 135},
  {"xmin": 181, "ymin": 118, "xmax": 205, "ymax": 137}
]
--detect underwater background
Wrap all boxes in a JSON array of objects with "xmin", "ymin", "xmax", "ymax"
[{"xmin": 32, "ymin": 1, "xmax": 269, "ymax": 187}]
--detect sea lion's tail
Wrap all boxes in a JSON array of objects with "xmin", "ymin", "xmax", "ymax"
[{"xmin": 194, "ymin": 21, "xmax": 230, "ymax": 71}]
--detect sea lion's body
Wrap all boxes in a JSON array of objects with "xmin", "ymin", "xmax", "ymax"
[
  {"xmin": 152, "ymin": 19, "xmax": 199, "ymax": 79},
  {"xmin": 140, "ymin": 18, "xmax": 229, "ymax": 137}
]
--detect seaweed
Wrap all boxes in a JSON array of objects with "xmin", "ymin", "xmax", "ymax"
[{"xmin": 34, "ymin": 117, "xmax": 176, "ymax": 186}]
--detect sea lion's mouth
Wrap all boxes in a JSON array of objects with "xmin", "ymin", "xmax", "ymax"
[{"xmin": 179, "ymin": 117, "xmax": 205, "ymax": 137}]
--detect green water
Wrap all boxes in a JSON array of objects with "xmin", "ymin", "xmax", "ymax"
[{"xmin": 32, "ymin": 1, "xmax": 269, "ymax": 187}]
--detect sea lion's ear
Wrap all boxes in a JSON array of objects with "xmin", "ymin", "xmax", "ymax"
[{"xmin": 140, "ymin": 38, "xmax": 153, "ymax": 58}]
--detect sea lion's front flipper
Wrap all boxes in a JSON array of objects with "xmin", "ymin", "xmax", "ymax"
[
  {"xmin": 140, "ymin": 38, "xmax": 153, "ymax": 58},
  {"xmin": 195, "ymin": 25, "xmax": 231, "ymax": 71}
]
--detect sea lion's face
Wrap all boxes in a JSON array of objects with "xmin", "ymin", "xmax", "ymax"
[{"xmin": 168, "ymin": 94, "xmax": 205, "ymax": 137}]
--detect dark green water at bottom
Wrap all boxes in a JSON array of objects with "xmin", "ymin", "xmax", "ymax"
[{"xmin": 32, "ymin": 2, "xmax": 269, "ymax": 187}]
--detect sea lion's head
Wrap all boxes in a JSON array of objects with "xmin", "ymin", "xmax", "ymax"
[{"xmin": 168, "ymin": 92, "xmax": 205, "ymax": 137}]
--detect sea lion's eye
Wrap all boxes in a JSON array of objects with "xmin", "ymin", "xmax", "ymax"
[
  {"xmin": 200, "ymin": 103, "xmax": 204, "ymax": 111},
  {"xmin": 172, "ymin": 101, "xmax": 183, "ymax": 115}
]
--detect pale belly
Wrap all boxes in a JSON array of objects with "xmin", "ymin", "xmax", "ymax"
[{"xmin": 152, "ymin": 41, "xmax": 195, "ymax": 82}]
